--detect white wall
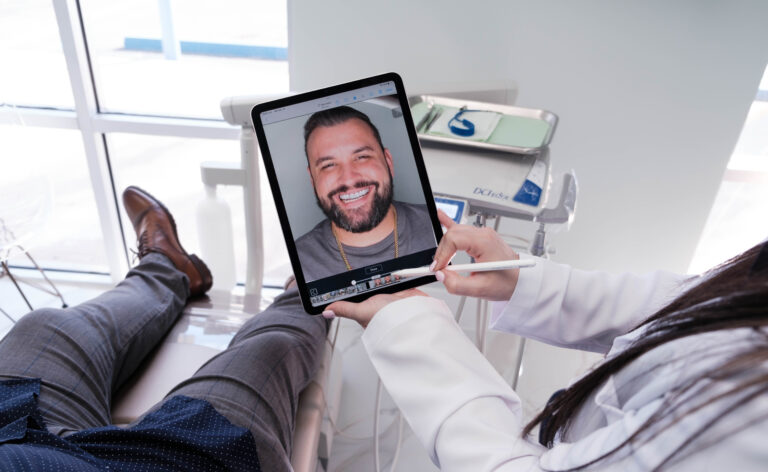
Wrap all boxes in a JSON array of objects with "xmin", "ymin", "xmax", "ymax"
[
  {"xmin": 288, "ymin": 0, "xmax": 518, "ymax": 96},
  {"xmin": 289, "ymin": 0, "xmax": 768, "ymax": 274},
  {"xmin": 504, "ymin": 1, "xmax": 768, "ymax": 273}
]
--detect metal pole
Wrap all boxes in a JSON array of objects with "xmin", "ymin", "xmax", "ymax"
[
  {"xmin": 53, "ymin": 0, "xmax": 130, "ymax": 282},
  {"xmin": 241, "ymin": 127, "xmax": 264, "ymax": 307},
  {"xmin": 157, "ymin": 0, "xmax": 181, "ymax": 60},
  {"xmin": 1, "ymin": 261, "xmax": 33, "ymax": 312}
]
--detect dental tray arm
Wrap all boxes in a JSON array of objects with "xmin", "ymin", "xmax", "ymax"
[
  {"xmin": 535, "ymin": 170, "xmax": 578, "ymax": 226},
  {"xmin": 530, "ymin": 171, "xmax": 577, "ymax": 257}
]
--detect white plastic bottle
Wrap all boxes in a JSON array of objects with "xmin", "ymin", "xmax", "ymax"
[{"xmin": 196, "ymin": 185, "xmax": 237, "ymax": 292}]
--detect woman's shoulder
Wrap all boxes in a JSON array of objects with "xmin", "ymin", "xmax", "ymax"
[{"xmin": 552, "ymin": 328, "xmax": 768, "ymax": 470}]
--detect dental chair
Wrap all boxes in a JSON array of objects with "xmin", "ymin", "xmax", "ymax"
[{"xmin": 111, "ymin": 94, "xmax": 344, "ymax": 472}]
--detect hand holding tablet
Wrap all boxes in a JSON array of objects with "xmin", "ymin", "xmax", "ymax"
[{"xmin": 251, "ymin": 73, "xmax": 444, "ymax": 314}]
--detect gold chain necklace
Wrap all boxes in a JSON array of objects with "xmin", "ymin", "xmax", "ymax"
[{"xmin": 332, "ymin": 206, "xmax": 398, "ymax": 271}]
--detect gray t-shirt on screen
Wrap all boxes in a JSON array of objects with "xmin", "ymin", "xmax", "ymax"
[{"xmin": 295, "ymin": 201, "xmax": 436, "ymax": 282}]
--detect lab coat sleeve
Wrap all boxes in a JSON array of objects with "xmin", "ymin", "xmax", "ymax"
[
  {"xmin": 490, "ymin": 256, "xmax": 692, "ymax": 353},
  {"xmin": 363, "ymin": 297, "xmax": 768, "ymax": 472},
  {"xmin": 362, "ymin": 296, "xmax": 546, "ymax": 471}
]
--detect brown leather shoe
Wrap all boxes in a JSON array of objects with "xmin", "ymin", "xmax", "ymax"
[{"xmin": 122, "ymin": 186, "xmax": 213, "ymax": 298}]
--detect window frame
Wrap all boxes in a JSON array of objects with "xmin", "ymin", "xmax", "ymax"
[{"xmin": 0, "ymin": 0, "xmax": 247, "ymax": 281}]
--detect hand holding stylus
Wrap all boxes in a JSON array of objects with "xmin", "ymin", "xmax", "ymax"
[
  {"xmin": 432, "ymin": 210, "xmax": 525, "ymax": 301},
  {"xmin": 325, "ymin": 211, "xmax": 529, "ymax": 326},
  {"xmin": 391, "ymin": 259, "xmax": 535, "ymax": 278}
]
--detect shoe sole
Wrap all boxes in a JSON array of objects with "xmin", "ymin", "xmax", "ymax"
[
  {"xmin": 127, "ymin": 186, "xmax": 213, "ymax": 294},
  {"xmin": 189, "ymin": 254, "xmax": 214, "ymax": 295}
]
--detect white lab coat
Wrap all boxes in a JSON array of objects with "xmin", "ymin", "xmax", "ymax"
[{"xmin": 362, "ymin": 256, "xmax": 768, "ymax": 471}]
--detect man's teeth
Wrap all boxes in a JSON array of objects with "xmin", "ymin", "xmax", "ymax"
[{"xmin": 339, "ymin": 188, "xmax": 370, "ymax": 202}]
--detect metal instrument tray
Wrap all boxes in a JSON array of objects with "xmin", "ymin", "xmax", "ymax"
[{"xmin": 409, "ymin": 95, "xmax": 558, "ymax": 155}]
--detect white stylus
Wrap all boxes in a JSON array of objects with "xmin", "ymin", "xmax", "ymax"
[{"xmin": 391, "ymin": 259, "xmax": 536, "ymax": 278}]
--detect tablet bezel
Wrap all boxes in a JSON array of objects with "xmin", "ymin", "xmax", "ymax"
[{"xmin": 251, "ymin": 72, "xmax": 443, "ymax": 314}]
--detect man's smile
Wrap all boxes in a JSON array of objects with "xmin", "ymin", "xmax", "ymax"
[{"xmin": 338, "ymin": 186, "xmax": 371, "ymax": 204}]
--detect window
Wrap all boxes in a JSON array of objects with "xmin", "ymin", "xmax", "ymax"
[
  {"xmin": 0, "ymin": 0, "xmax": 74, "ymax": 109},
  {"xmin": 107, "ymin": 133, "xmax": 291, "ymax": 286},
  {"xmin": 0, "ymin": 123, "xmax": 108, "ymax": 272},
  {"xmin": 2, "ymin": 0, "xmax": 291, "ymax": 286},
  {"xmin": 79, "ymin": 0, "xmax": 289, "ymax": 118},
  {"xmin": 688, "ymin": 64, "xmax": 768, "ymax": 273}
]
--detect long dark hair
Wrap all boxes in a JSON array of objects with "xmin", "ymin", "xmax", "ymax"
[{"xmin": 523, "ymin": 241, "xmax": 768, "ymax": 469}]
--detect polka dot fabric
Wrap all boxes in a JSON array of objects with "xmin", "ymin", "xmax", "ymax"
[{"xmin": 0, "ymin": 379, "xmax": 261, "ymax": 471}]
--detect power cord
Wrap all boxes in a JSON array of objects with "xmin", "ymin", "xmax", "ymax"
[
  {"xmin": 477, "ymin": 298, "xmax": 489, "ymax": 354},
  {"xmin": 511, "ymin": 224, "xmax": 552, "ymax": 389},
  {"xmin": 454, "ymin": 295, "xmax": 467, "ymax": 323},
  {"xmin": 374, "ymin": 378, "xmax": 405, "ymax": 472},
  {"xmin": 374, "ymin": 379, "xmax": 382, "ymax": 471},
  {"xmin": 390, "ymin": 411, "xmax": 404, "ymax": 471},
  {"xmin": 324, "ymin": 318, "xmax": 405, "ymax": 470}
]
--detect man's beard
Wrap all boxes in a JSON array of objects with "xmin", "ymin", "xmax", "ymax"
[{"xmin": 316, "ymin": 174, "xmax": 394, "ymax": 233}]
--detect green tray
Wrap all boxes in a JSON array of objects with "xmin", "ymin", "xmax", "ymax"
[{"xmin": 409, "ymin": 96, "xmax": 557, "ymax": 155}]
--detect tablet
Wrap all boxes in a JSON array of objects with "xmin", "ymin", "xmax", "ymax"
[{"xmin": 251, "ymin": 73, "xmax": 443, "ymax": 314}]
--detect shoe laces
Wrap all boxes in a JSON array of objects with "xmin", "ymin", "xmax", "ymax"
[
  {"xmin": 129, "ymin": 247, "xmax": 140, "ymax": 265},
  {"xmin": 132, "ymin": 231, "xmax": 153, "ymax": 263}
]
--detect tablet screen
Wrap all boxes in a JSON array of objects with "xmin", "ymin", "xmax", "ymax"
[{"xmin": 252, "ymin": 73, "xmax": 442, "ymax": 314}]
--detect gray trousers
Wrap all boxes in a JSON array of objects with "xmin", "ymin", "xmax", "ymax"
[{"xmin": 0, "ymin": 253, "xmax": 327, "ymax": 471}]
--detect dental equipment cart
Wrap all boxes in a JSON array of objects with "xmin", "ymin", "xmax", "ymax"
[{"xmin": 412, "ymin": 95, "xmax": 577, "ymax": 389}]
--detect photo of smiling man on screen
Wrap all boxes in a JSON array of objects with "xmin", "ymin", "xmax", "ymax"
[{"xmin": 295, "ymin": 105, "xmax": 435, "ymax": 283}]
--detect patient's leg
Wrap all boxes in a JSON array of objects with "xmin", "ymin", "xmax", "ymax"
[
  {"xmin": 163, "ymin": 288, "xmax": 328, "ymax": 472},
  {"xmin": 0, "ymin": 253, "xmax": 188, "ymax": 435}
]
